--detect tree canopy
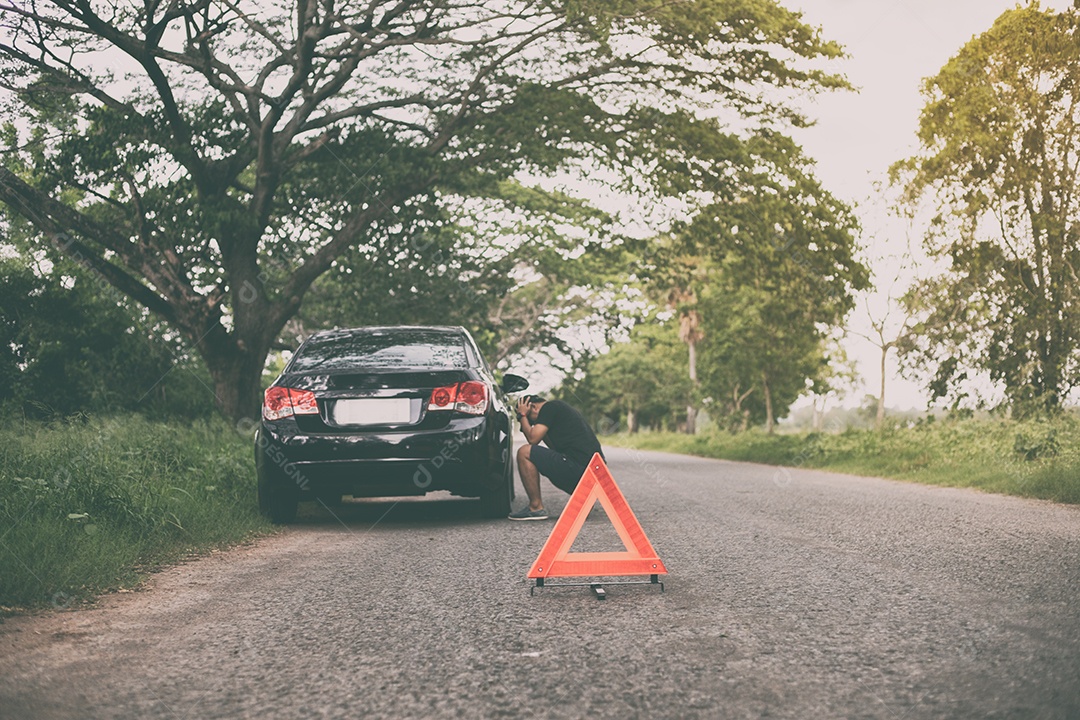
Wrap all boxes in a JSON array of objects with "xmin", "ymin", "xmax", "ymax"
[
  {"xmin": 570, "ymin": 137, "xmax": 871, "ymax": 435},
  {"xmin": 666, "ymin": 133, "xmax": 869, "ymax": 431},
  {"xmin": 0, "ymin": 0, "xmax": 847, "ymax": 420},
  {"xmin": 564, "ymin": 319, "xmax": 692, "ymax": 433},
  {"xmin": 894, "ymin": 4, "xmax": 1080, "ymax": 414}
]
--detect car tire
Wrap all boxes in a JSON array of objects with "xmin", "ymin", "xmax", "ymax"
[
  {"xmin": 479, "ymin": 450, "xmax": 513, "ymax": 519},
  {"xmin": 257, "ymin": 466, "xmax": 299, "ymax": 524}
]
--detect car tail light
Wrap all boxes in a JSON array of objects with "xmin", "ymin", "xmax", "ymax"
[
  {"xmin": 455, "ymin": 381, "xmax": 488, "ymax": 415},
  {"xmin": 263, "ymin": 387, "xmax": 319, "ymax": 421},
  {"xmin": 427, "ymin": 382, "xmax": 488, "ymax": 415},
  {"xmin": 429, "ymin": 384, "xmax": 458, "ymax": 409}
]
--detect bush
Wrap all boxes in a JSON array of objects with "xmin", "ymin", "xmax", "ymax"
[
  {"xmin": 604, "ymin": 414, "xmax": 1080, "ymax": 504},
  {"xmin": 1014, "ymin": 426, "xmax": 1060, "ymax": 461},
  {"xmin": 0, "ymin": 259, "xmax": 217, "ymax": 420}
]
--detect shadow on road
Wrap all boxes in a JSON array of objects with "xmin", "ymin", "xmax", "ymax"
[{"xmin": 291, "ymin": 492, "xmax": 495, "ymax": 528}]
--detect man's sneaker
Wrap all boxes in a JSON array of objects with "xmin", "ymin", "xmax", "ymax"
[{"xmin": 507, "ymin": 506, "xmax": 549, "ymax": 521}]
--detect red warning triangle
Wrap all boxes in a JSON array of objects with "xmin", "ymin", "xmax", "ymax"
[{"xmin": 528, "ymin": 453, "xmax": 667, "ymax": 579}]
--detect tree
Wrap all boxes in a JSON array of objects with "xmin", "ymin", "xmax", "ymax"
[
  {"xmin": 563, "ymin": 320, "xmax": 692, "ymax": 433},
  {"xmin": 893, "ymin": 4, "xmax": 1080, "ymax": 415},
  {"xmin": 676, "ymin": 134, "xmax": 870, "ymax": 433},
  {"xmin": 0, "ymin": 0, "xmax": 847, "ymax": 421},
  {"xmin": 852, "ymin": 255, "xmax": 918, "ymax": 429},
  {"xmin": 697, "ymin": 282, "xmax": 830, "ymax": 434},
  {"xmin": 571, "ymin": 137, "xmax": 869, "ymax": 436},
  {"xmin": 864, "ymin": 298, "xmax": 916, "ymax": 429},
  {"xmin": 289, "ymin": 182, "xmax": 627, "ymax": 365},
  {"xmin": 651, "ymin": 252, "xmax": 709, "ymax": 433}
]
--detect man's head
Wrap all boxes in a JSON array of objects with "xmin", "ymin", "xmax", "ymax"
[{"xmin": 521, "ymin": 394, "xmax": 546, "ymax": 421}]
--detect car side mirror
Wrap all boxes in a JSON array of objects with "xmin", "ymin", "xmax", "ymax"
[{"xmin": 501, "ymin": 373, "xmax": 529, "ymax": 393}]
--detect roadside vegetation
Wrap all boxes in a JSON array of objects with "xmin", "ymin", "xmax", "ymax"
[
  {"xmin": 0, "ymin": 414, "xmax": 269, "ymax": 613},
  {"xmin": 604, "ymin": 414, "xmax": 1080, "ymax": 505}
]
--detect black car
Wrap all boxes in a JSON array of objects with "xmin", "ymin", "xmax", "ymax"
[{"xmin": 255, "ymin": 326, "xmax": 529, "ymax": 523}]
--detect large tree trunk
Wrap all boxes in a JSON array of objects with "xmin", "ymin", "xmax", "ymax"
[
  {"xmin": 207, "ymin": 348, "xmax": 268, "ymax": 425},
  {"xmin": 195, "ymin": 285, "xmax": 297, "ymax": 423}
]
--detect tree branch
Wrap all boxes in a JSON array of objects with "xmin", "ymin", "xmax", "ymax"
[
  {"xmin": 55, "ymin": 0, "xmax": 213, "ymax": 191},
  {"xmin": 277, "ymin": 182, "xmax": 422, "ymax": 317},
  {"xmin": 0, "ymin": 40, "xmax": 139, "ymax": 116},
  {"xmin": 0, "ymin": 168, "xmax": 176, "ymax": 321}
]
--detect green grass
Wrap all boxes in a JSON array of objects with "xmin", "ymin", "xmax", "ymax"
[
  {"xmin": 0, "ymin": 414, "xmax": 272, "ymax": 612},
  {"xmin": 605, "ymin": 415, "xmax": 1080, "ymax": 504}
]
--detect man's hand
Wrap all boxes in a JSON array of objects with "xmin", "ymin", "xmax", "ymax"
[{"xmin": 515, "ymin": 397, "xmax": 548, "ymax": 445}]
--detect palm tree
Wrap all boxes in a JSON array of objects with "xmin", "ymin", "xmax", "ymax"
[{"xmin": 669, "ymin": 284, "xmax": 704, "ymax": 434}]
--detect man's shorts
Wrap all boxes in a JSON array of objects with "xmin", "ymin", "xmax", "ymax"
[{"xmin": 529, "ymin": 445, "xmax": 587, "ymax": 494}]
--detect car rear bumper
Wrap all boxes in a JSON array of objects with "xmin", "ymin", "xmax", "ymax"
[{"xmin": 256, "ymin": 415, "xmax": 507, "ymax": 498}]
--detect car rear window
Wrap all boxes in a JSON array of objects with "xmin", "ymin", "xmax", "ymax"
[{"xmin": 291, "ymin": 330, "xmax": 471, "ymax": 371}]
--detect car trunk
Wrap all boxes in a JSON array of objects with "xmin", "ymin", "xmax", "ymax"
[{"xmin": 285, "ymin": 369, "xmax": 475, "ymax": 433}]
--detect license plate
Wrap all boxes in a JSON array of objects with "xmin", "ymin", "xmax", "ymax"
[{"xmin": 331, "ymin": 398, "xmax": 412, "ymax": 426}]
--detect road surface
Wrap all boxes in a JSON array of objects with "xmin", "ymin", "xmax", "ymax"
[{"xmin": 1, "ymin": 447, "xmax": 1078, "ymax": 719}]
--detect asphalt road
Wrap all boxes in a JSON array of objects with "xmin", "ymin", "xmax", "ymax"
[{"xmin": 2, "ymin": 447, "xmax": 1079, "ymax": 719}]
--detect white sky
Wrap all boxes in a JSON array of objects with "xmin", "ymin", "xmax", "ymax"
[{"xmin": 787, "ymin": 0, "xmax": 1076, "ymax": 411}]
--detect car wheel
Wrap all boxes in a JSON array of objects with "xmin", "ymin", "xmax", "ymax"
[
  {"xmin": 479, "ymin": 450, "xmax": 513, "ymax": 518},
  {"xmin": 257, "ymin": 465, "xmax": 299, "ymax": 524}
]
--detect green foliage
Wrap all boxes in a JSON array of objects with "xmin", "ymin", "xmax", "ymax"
[
  {"xmin": 297, "ymin": 179, "xmax": 631, "ymax": 367},
  {"xmin": 0, "ymin": 258, "xmax": 215, "ymax": 419},
  {"xmin": 894, "ymin": 4, "xmax": 1080, "ymax": 415},
  {"xmin": 620, "ymin": 135, "xmax": 869, "ymax": 431},
  {"xmin": 0, "ymin": 414, "xmax": 269, "ymax": 610},
  {"xmin": 696, "ymin": 283, "xmax": 828, "ymax": 428},
  {"xmin": 0, "ymin": 0, "xmax": 850, "ymax": 420},
  {"xmin": 1013, "ymin": 424, "xmax": 1060, "ymax": 461},
  {"xmin": 607, "ymin": 413, "xmax": 1080, "ymax": 504},
  {"xmin": 562, "ymin": 320, "xmax": 693, "ymax": 431},
  {"xmin": 675, "ymin": 132, "xmax": 869, "ymax": 317}
]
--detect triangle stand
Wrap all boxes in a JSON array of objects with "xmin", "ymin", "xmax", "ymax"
[{"xmin": 527, "ymin": 453, "xmax": 667, "ymax": 599}]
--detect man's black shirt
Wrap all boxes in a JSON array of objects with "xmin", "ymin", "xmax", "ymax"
[{"xmin": 534, "ymin": 400, "xmax": 604, "ymax": 467}]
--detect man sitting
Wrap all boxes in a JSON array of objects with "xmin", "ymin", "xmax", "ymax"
[{"xmin": 507, "ymin": 395, "xmax": 604, "ymax": 521}]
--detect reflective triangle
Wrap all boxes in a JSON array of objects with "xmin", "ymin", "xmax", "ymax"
[{"xmin": 527, "ymin": 453, "xmax": 667, "ymax": 579}]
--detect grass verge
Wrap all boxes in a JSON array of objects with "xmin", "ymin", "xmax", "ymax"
[
  {"xmin": 604, "ymin": 415, "xmax": 1080, "ymax": 504},
  {"xmin": 0, "ymin": 414, "xmax": 271, "ymax": 613}
]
